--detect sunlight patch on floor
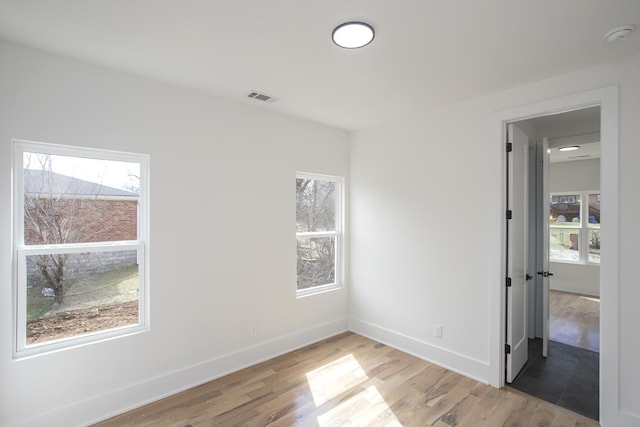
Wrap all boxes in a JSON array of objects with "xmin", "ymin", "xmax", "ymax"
[
  {"xmin": 315, "ymin": 385, "xmax": 402, "ymax": 427},
  {"xmin": 306, "ymin": 353, "xmax": 401, "ymax": 425},
  {"xmin": 306, "ymin": 353, "xmax": 367, "ymax": 406}
]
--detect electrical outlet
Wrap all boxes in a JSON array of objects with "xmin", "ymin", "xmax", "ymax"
[
  {"xmin": 434, "ymin": 324, "xmax": 443, "ymax": 339},
  {"xmin": 250, "ymin": 327, "xmax": 257, "ymax": 337}
]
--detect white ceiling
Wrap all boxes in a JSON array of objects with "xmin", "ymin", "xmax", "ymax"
[
  {"xmin": 519, "ymin": 106, "xmax": 601, "ymax": 162},
  {"xmin": 525, "ymin": 107, "xmax": 600, "ymax": 141},
  {"xmin": 549, "ymin": 141, "xmax": 601, "ymax": 163},
  {"xmin": 1, "ymin": 1, "xmax": 639, "ymax": 131}
]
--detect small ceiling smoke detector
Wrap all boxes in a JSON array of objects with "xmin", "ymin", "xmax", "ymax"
[
  {"xmin": 559, "ymin": 146, "xmax": 580, "ymax": 152},
  {"xmin": 605, "ymin": 25, "xmax": 635, "ymax": 42},
  {"xmin": 332, "ymin": 21, "xmax": 375, "ymax": 49},
  {"xmin": 247, "ymin": 91, "xmax": 277, "ymax": 103}
]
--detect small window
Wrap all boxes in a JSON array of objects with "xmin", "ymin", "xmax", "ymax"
[
  {"xmin": 13, "ymin": 140, "xmax": 149, "ymax": 357},
  {"xmin": 549, "ymin": 191, "xmax": 600, "ymax": 264},
  {"xmin": 296, "ymin": 173, "xmax": 343, "ymax": 295}
]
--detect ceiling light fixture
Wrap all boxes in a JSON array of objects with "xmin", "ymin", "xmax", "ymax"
[
  {"xmin": 332, "ymin": 21, "xmax": 375, "ymax": 49},
  {"xmin": 559, "ymin": 146, "xmax": 580, "ymax": 152},
  {"xmin": 605, "ymin": 25, "xmax": 635, "ymax": 42}
]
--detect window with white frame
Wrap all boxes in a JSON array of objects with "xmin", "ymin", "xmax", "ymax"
[
  {"xmin": 549, "ymin": 191, "xmax": 600, "ymax": 264},
  {"xmin": 296, "ymin": 173, "xmax": 343, "ymax": 294},
  {"xmin": 13, "ymin": 140, "xmax": 149, "ymax": 357}
]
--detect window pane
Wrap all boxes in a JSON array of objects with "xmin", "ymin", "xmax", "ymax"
[
  {"xmin": 550, "ymin": 194, "xmax": 581, "ymax": 226},
  {"xmin": 588, "ymin": 193, "xmax": 601, "ymax": 224},
  {"xmin": 589, "ymin": 229, "xmax": 601, "ymax": 263},
  {"xmin": 297, "ymin": 237, "xmax": 336, "ymax": 289},
  {"xmin": 550, "ymin": 227, "xmax": 580, "ymax": 261},
  {"xmin": 23, "ymin": 152, "xmax": 140, "ymax": 244},
  {"xmin": 296, "ymin": 178, "xmax": 336, "ymax": 232},
  {"xmin": 25, "ymin": 250, "xmax": 139, "ymax": 345}
]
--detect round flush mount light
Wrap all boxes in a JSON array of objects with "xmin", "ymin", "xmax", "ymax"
[
  {"xmin": 559, "ymin": 146, "xmax": 580, "ymax": 152},
  {"xmin": 332, "ymin": 21, "xmax": 375, "ymax": 49},
  {"xmin": 605, "ymin": 25, "xmax": 635, "ymax": 42}
]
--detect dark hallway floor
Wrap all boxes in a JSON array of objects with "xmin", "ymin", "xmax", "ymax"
[{"xmin": 508, "ymin": 338, "xmax": 599, "ymax": 420}]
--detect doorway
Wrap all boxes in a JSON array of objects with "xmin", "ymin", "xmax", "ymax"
[
  {"xmin": 506, "ymin": 107, "xmax": 601, "ymax": 420},
  {"xmin": 498, "ymin": 86, "xmax": 619, "ymax": 427}
]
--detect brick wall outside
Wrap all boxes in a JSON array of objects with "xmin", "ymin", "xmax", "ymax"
[
  {"xmin": 25, "ymin": 198, "xmax": 138, "ymax": 244},
  {"xmin": 24, "ymin": 197, "xmax": 139, "ymax": 287}
]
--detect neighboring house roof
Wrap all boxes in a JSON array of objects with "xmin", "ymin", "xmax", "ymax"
[{"xmin": 24, "ymin": 169, "xmax": 138, "ymax": 198}]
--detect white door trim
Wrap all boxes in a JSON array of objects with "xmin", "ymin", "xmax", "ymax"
[{"xmin": 493, "ymin": 85, "xmax": 619, "ymax": 426}]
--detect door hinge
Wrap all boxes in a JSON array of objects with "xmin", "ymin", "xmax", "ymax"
[
  {"xmin": 506, "ymin": 142, "xmax": 513, "ymax": 152},
  {"xmin": 506, "ymin": 210, "xmax": 512, "ymax": 220},
  {"xmin": 505, "ymin": 344, "xmax": 511, "ymax": 354},
  {"xmin": 506, "ymin": 277, "xmax": 512, "ymax": 287}
]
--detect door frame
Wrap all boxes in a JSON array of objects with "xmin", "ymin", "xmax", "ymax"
[{"xmin": 495, "ymin": 85, "xmax": 619, "ymax": 425}]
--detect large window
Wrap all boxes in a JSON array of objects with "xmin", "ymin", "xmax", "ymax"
[
  {"xmin": 296, "ymin": 173, "xmax": 343, "ymax": 295},
  {"xmin": 549, "ymin": 191, "xmax": 600, "ymax": 264},
  {"xmin": 13, "ymin": 140, "xmax": 149, "ymax": 357}
]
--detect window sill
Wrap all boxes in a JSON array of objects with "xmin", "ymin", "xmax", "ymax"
[
  {"xmin": 550, "ymin": 259, "xmax": 600, "ymax": 267},
  {"xmin": 296, "ymin": 283, "xmax": 343, "ymax": 298},
  {"xmin": 14, "ymin": 322, "xmax": 148, "ymax": 360}
]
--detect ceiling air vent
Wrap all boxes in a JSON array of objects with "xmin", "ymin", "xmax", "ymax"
[{"xmin": 247, "ymin": 91, "xmax": 277, "ymax": 103}]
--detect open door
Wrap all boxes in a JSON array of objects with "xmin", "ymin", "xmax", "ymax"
[
  {"xmin": 506, "ymin": 123, "xmax": 529, "ymax": 383},
  {"xmin": 540, "ymin": 137, "xmax": 552, "ymax": 357}
]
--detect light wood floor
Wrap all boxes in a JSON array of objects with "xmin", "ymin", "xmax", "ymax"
[
  {"xmin": 549, "ymin": 290, "xmax": 600, "ymax": 352},
  {"xmin": 94, "ymin": 332, "xmax": 599, "ymax": 427}
]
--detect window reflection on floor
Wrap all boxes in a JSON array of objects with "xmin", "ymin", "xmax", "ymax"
[{"xmin": 306, "ymin": 353, "xmax": 402, "ymax": 426}]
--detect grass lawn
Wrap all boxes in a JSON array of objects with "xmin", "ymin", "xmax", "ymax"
[{"xmin": 27, "ymin": 265, "xmax": 139, "ymax": 321}]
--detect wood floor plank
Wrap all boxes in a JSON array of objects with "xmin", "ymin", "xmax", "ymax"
[
  {"xmin": 549, "ymin": 290, "xmax": 599, "ymax": 352},
  {"xmin": 93, "ymin": 332, "xmax": 599, "ymax": 427}
]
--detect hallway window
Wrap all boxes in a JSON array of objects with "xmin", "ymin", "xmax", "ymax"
[
  {"xmin": 296, "ymin": 173, "xmax": 343, "ymax": 296},
  {"xmin": 549, "ymin": 192, "xmax": 600, "ymax": 264}
]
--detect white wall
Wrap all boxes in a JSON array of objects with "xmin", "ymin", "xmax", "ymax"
[
  {"xmin": 550, "ymin": 158, "xmax": 600, "ymax": 193},
  {"xmin": 350, "ymin": 54, "xmax": 640, "ymax": 425},
  {"xmin": 0, "ymin": 41, "xmax": 350, "ymax": 427},
  {"xmin": 549, "ymin": 158, "xmax": 600, "ymax": 296},
  {"xmin": 548, "ymin": 263, "xmax": 600, "ymax": 297}
]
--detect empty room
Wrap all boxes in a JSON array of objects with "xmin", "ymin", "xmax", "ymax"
[{"xmin": 1, "ymin": 2, "xmax": 639, "ymax": 426}]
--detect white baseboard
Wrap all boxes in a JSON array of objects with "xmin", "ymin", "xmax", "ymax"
[
  {"xmin": 11, "ymin": 318, "xmax": 348, "ymax": 427},
  {"xmin": 349, "ymin": 317, "xmax": 493, "ymax": 385}
]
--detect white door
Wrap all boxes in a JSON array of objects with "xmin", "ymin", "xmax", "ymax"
[
  {"xmin": 506, "ymin": 123, "xmax": 529, "ymax": 383},
  {"xmin": 541, "ymin": 138, "xmax": 551, "ymax": 357}
]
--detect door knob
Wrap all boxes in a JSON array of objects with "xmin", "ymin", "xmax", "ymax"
[{"xmin": 526, "ymin": 274, "xmax": 533, "ymax": 281}]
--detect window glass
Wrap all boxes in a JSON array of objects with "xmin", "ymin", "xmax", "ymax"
[
  {"xmin": 549, "ymin": 228, "xmax": 580, "ymax": 261},
  {"xmin": 588, "ymin": 229, "xmax": 601, "ymax": 263},
  {"xmin": 23, "ymin": 152, "xmax": 140, "ymax": 244},
  {"xmin": 296, "ymin": 237, "xmax": 336, "ymax": 289},
  {"xmin": 550, "ymin": 194, "xmax": 581, "ymax": 227},
  {"xmin": 25, "ymin": 250, "xmax": 139, "ymax": 346},
  {"xmin": 588, "ymin": 193, "xmax": 600, "ymax": 225},
  {"xmin": 296, "ymin": 178, "xmax": 336, "ymax": 232}
]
